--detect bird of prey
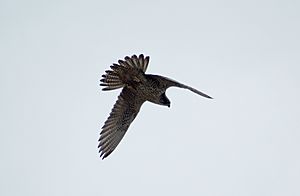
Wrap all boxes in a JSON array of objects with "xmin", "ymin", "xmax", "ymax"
[{"xmin": 98, "ymin": 54, "xmax": 212, "ymax": 159}]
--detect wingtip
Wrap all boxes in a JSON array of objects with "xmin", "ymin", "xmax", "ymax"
[
  {"xmin": 101, "ymin": 155, "xmax": 106, "ymax": 160},
  {"xmin": 100, "ymin": 150, "xmax": 112, "ymax": 160}
]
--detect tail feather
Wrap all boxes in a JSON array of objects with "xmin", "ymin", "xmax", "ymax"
[
  {"xmin": 142, "ymin": 56, "xmax": 149, "ymax": 71},
  {"xmin": 100, "ymin": 54, "xmax": 150, "ymax": 91},
  {"xmin": 102, "ymin": 84, "xmax": 124, "ymax": 91},
  {"xmin": 123, "ymin": 57, "xmax": 135, "ymax": 68}
]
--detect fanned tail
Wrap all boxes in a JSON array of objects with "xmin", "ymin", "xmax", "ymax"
[
  {"xmin": 100, "ymin": 54, "xmax": 150, "ymax": 91},
  {"xmin": 100, "ymin": 69, "xmax": 125, "ymax": 91}
]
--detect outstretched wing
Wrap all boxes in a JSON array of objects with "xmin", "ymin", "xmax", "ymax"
[
  {"xmin": 98, "ymin": 87, "xmax": 145, "ymax": 159},
  {"xmin": 148, "ymin": 75, "xmax": 213, "ymax": 99}
]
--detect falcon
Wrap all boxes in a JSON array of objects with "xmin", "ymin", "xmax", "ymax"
[{"xmin": 98, "ymin": 54, "xmax": 212, "ymax": 159}]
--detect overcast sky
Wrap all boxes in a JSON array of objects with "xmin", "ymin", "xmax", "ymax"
[{"xmin": 1, "ymin": 0, "xmax": 300, "ymax": 195}]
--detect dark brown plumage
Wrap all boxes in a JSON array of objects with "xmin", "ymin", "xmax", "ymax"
[{"xmin": 98, "ymin": 54, "xmax": 212, "ymax": 159}]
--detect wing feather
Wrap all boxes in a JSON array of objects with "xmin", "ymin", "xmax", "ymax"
[{"xmin": 98, "ymin": 87, "xmax": 145, "ymax": 159}]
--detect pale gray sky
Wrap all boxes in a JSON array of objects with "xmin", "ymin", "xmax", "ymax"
[{"xmin": 1, "ymin": 0, "xmax": 300, "ymax": 195}]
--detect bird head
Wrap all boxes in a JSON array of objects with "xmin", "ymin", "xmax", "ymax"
[{"xmin": 159, "ymin": 92, "xmax": 171, "ymax": 108}]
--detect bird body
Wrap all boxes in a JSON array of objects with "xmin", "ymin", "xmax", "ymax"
[{"xmin": 98, "ymin": 54, "xmax": 212, "ymax": 159}]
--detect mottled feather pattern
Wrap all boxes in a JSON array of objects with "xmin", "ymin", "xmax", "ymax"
[
  {"xmin": 98, "ymin": 87, "xmax": 144, "ymax": 159},
  {"xmin": 98, "ymin": 54, "xmax": 212, "ymax": 159}
]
